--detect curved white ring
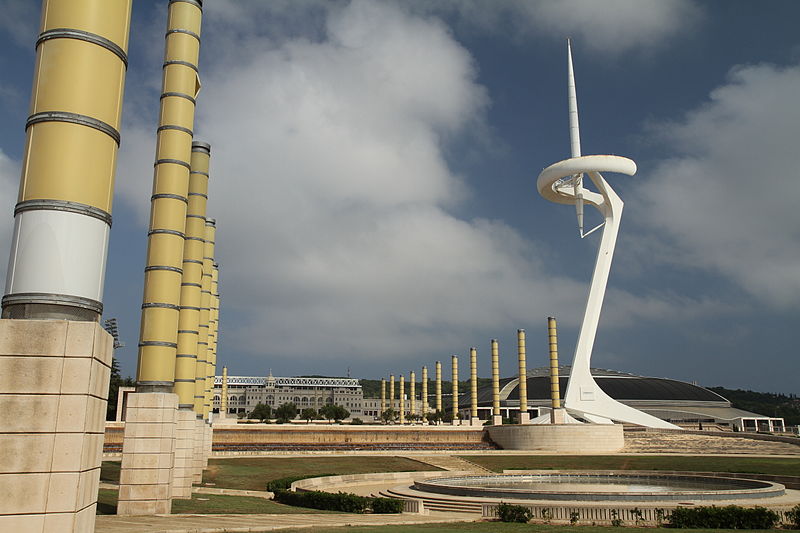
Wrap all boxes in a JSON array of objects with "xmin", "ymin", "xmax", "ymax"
[{"xmin": 537, "ymin": 155, "xmax": 636, "ymax": 205}]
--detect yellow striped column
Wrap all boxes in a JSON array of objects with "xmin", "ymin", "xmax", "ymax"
[
  {"xmin": 399, "ymin": 375, "xmax": 405, "ymax": 425},
  {"xmin": 421, "ymin": 366, "xmax": 428, "ymax": 422},
  {"xmin": 174, "ymin": 141, "xmax": 209, "ymax": 409},
  {"xmin": 205, "ymin": 262, "xmax": 220, "ymax": 416},
  {"xmin": 195, "ymin": 218, "xmax": 215, "ymax": 415},
  {"xmin": 380, "ymin": 378, "xmax": 386, "ymax": 417},
  {"xmin": 389, "ymin": 374, "xmax": 395, "ymax": 413},
  {"xmin": 451, "ymin": 355, "xmax": 459, "ymax": 425},
  {"xmin": 548, "ymin": 317, "xmax": 561, "ymax": 409},
  {"xmin": 409, "ymin": 371, "xmax": 416, "ymax": 421},
  {"xmin": 517, "ymin": 328, "xmax": 529, "ymax": 424},
  {"xmin": 470, "ymin": 347, "xmax": 479, "ymax": 425},
  {"xmin": 491, "ymin": 339, "xmax": 502, "ymax": 425},
  {"xmin": 3, "ymin": 0, "xmax": 132, "ymax": 321},
  {"xmin": 136, "ymin": 0, "xmax": 203, "ymax": 391},
  {"xmin": 435, "ymin": 361, "xmax": 442, "ymax": 418},
  {"xmin": 221, "ymin": 366, "xmax": 228, "ymax": 415}
]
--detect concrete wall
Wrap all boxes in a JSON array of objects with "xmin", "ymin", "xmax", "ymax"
[{"xmin": 486, "ymin": 424, "xmax": 624, "ymax": 453}]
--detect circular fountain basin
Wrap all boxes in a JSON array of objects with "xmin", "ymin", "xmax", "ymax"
[{"xmin": 414, "ymin": 473, "xmax": 785, "ymax": 502}]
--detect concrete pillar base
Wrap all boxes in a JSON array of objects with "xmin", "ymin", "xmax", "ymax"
[
  {"xmin": 171, "ymin": 409, "xmax": 196, "ymax": 499},
  {"xmin": 451, "ymin": 420, "xmax": 460, "ymax": 426},
  {"xmin": 191, "ymin": 418, "xmax": 204, "ymax": 484},
  {"xmin": 117, "ymin": 392, "xmax": 178, "ymax": 515},
  {"xmin": 550, "ymin": 408, "xmax": 567, "ymax": 424},
  {"xmin": 470, "ymin": 417, "xmax": 481, "ymax": 426},
  {"xmin": 492, "ymin": 415, "xmax": 503, "ymax": 426},
  {"xmin": 518, "ymin": 412, "xmax": 531, "ymax": 425},
  {"xmin": 202, "ymin": 422, "xmax": 212, "ymax": 469},
  {"xmin": 0, "ymin": 320, "xmax": 112, "ymax": 533}
]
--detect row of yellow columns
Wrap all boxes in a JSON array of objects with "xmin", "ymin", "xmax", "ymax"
[{"xmin": 381, "ymin": 319, "xmax": 561, "ymax": 425}]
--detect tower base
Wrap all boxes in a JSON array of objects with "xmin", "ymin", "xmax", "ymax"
[{"xmin": 0, "ymin": 320, "xmax": 112, "ymax": 533}]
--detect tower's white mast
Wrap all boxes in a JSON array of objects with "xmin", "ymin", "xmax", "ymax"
[{"xmin": 567, "ymin": 39, "xmax": 584, "ymax": 237}]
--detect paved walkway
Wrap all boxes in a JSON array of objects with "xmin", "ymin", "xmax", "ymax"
[{"xmin": 95, "ymin": 512, "xmax": 475, "ymax": 533}]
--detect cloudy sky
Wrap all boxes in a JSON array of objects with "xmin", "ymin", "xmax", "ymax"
[{"xmin": 0, "ymin": 0, "xmax": 797, "ymax": 393}]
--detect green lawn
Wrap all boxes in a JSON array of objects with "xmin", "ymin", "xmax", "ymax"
[
  {"xmin": 200, "ymin": 456, "xmax": 440, "ymax": 491},
  {"xmin": 97, "ymin": 488, "xmax": 331, "ymax": 515},
  {"xmin": 269, "ymin": 523, "xmax": 774, "ymax": 533},
  {"xmin": 460, "ymin": 455, "xmax": 800, "ymax": 477}
]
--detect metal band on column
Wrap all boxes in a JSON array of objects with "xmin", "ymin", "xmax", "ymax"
[
  {"xmin": 2, "ymin": 1, "xmax": 133, "ymax": 321},
  {"xmin": 174, "ymin": 141, "xmax": 209, "ymax": 409},
  {"xmin": 137, "ymin": 0, "xmax": 203, "ymax": 389}
]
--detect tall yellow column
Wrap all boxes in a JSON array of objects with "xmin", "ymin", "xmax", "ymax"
[
  {"xmin": 399, "ymin": 375, "xmax": 405, "ymax": 425},
  {"xmin": 136, "ymin": 0, "xmax": 203, "ymax": 390},
  {"xmin": 0, "ymin": 2, "xmax": 132, "ymax": 529},
  {"xmin": 205, "ymin": 261, "xmax": 220, "ymax": 418},
  {"xmin": 491, "ymin": 339, "xmax": 502, "ymax": 425},
  {"xmin": 3, "ymin": 0, "xmax": 132, "ymax": 321},
  {"xmin": 389, "ymin": 374, "xmax": 395, "ymax": 414},
  {"xmin": 380, "ymin": 378, "xmax": 386, "ymax": 417},
  {"xmin": 451, "ymin": 355, "xmax": 459, "ymax": 425},
  {"xmin": 517, "ymin": 329, "xmax": 529, "ymax": 424},
  {"xmin": 174, "ymin": 141, "xmax": 209, "ymax": 409},
  {"xmin": 435, "ymin": 361, "xmax": 442, "ymax": 418},
  {"xmin": 470, "ymin": 347, "xmax": 479, "ymax": 425},
  {"xmin": 195, "ymin": 219, "xmax": 215, "ymax": 416},
  {"xmin": 171, "ymin": 143, "xmax": 209, "ymax": 499},
  {"xmin": 421, "ymin": 366, "xmax": 428, "ymax": 423},
  {"xmin": 410, "ymin": 371, "xmax": 416, "ymax": 422},
  {"xmin": 221, "ymin": 365, "xmax": 228, "ymax": 415},
  {"xmin": 548, "ymin": 316, "xmax": 566, "ymax": 424}
]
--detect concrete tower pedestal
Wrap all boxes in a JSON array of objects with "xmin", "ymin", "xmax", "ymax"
[
  {"xmin": 117, "ymin": 393, "xmax": 178, "ymax": 515},
  {"xmin": 0, "ymin": 320, "xmax": 112, "ymax": 532},
  {"xmin": 171, "ymin": 409, "xmax": 197, "ymax": 498}
]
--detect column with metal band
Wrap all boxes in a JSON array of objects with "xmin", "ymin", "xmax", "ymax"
[
  {"xmin": 409, "ymin": 371, "xmax": 416, "ymax": 422},
  {"xmin": 221, "ymin": 366, "xmax": 228, "ymax": 415},
  {"xmin": 491, "ymin": 339, "xmax": 502, "ymax": 425},
  {"xmin": 170, "ymin": 141, "xmax": 208, "ymax": 499},
  {"xmin": 435, "ymin": 361, "xmax": 442, "ymax": 420},
  {"xmin": 119, "ymin": 0, "xmax": 203, "ymax": 516},
  {"xmin": 380, "ymin": 378, "xmax": 386, "ymax": 418},
  {"xmin": 398, "ymin": 374, "xmax": 405, "ymax": 425},
  {"xmin": 451, "ymin": 355, "xmax": 459, "ymax": 425},
  {"xmin": 470, "ymin": 347, "xmax": 479, "ymax": 425},
  {"xmin": 204, "ymin": 261, "xmax": 219, "ymax": 418},
  {"xmin": 3, "ymin": 0, "xmax": 132, "ymax": 320},
  {"xmin": 517, "ymin": 328, "xmax": 529, "ymax": 424},
  {"xmin": 421, "ymin": 366, "xmax": 428, "ymax": 423},
  {"xmin": 194, "ymin": 218, "xmax": 215, "ymax": 415},
  {"xmin": 389, "ymin": 374, "xmax": 395, "ymax": 415},
  {"xmin": 547, "ymin": 316, "xmax": 565, "ymax": 424},
  {"xmin": 136, "ymin": 0, "xmax": 203, "ymax": 391},
  {"xmin": 174, "ymin": 141, "xmax": 209, "ymax": 410}
]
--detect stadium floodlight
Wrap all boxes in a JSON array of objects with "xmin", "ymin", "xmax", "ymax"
[{"xmin": 536, "ymin": 40, "xmax": 679, "ymax": 429}]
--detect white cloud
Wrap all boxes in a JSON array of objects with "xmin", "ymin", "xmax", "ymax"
[
  {"xmin": 404, "ymin": 0, "xmax": 703, "ymax": 55},
  {"xmin": 633, "ymin": 62, "xmax": 800, "ymax": 307}
]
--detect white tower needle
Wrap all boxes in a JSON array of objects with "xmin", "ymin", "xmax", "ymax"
[{"xmin": 567, "ymin": 38, "xmax": 585, "ymax": 237}]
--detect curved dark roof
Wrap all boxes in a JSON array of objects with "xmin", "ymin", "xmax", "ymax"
[{"xmin": 478, "ymin": 370, "xmax": 728, "ymax": 403}]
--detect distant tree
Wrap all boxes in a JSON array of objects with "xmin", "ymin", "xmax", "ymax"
[
  {"xmin": 300, "ymin": 407, "xmax": 318, "ymax": 423},
  {"xmin": 250, "ymin": 402, "xmax": 272, "ymax": 422},
  {"xmin": 320, "ymin": 404, "xmax": 349, "ymax": 423},
  {"xmin": 275, "ymin": 402, "xmax": 298, "ymax": 422},
  {"xmin": 350, "ymin": 417, "xmax": 363, "ymax": 425},
  {"xmin": 106, "ymin": 357, "xmax": 135, "ymax": 421},
  {"xmin": 427, "ymin": 410, "xmax": 444, "ymax": 425},
  {"xmin": 380, "ymin": 408, "xmax": 398, "ymax": 424},
  {"xmin": 335, "ymin": 405, "xmax": 350, "ymax": 421}
]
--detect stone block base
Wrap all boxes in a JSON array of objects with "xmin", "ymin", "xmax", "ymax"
[
  {"xmin": 117, "ymin": 392, "xmax": 177, "ymax": 515},
  {"xmin": 518, "ymin": 412, "xmax": 531, "ymax": 424},
  {"xmin": 0, "ymin": 319, "xmax": 112, "ymax": 533},
  {"xmin": 191, "ymin": 418, "xmax": 204, "ymax": 483},
  {"xmin": 486, "ymin": 423, "xmax": 624, "ymax": 453},
  {"xmin": 171, "ymin": 409, "xmax": 196, "ymax": 499},
  {"xmin": 470, "ymin": 417, "xmax": 481, "ymax": 427},
  {"xmin": 492, "ymin": 415, "xmax": 503, "ymax": 426},
  {"xmin": 203, "ymin": 422, "xmax": 213, "ymax": 468}
]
